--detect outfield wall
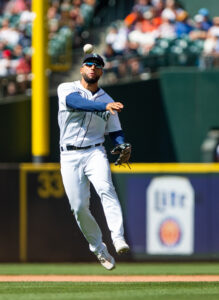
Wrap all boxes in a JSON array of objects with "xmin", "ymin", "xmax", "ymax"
[
  {"xmin": 180, "ymin": 0, "xmax": 219, "ymax": 17},
  {"xmin": 1, "ymin": 163, "xmax": 219, "ymax": 262}
]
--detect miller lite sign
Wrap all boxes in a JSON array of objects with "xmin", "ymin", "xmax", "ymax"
[{"xmin": 146, "ymin": 176, "xmax": 194, "ymax": 255}]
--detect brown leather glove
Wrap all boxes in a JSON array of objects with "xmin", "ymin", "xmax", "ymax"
[{"xmin": 111, "ymin": 143, "xmax": 131, "ymax": 166}]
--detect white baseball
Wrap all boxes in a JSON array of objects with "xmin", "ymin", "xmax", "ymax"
[{"xmin": 83, "ymin": 44, "xmax": 94, "ymax": 54}]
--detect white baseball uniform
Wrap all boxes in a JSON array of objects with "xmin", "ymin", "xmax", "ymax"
[{"xmin": 58, "ymin": 80, "xmax": 125, "ymax": 254}]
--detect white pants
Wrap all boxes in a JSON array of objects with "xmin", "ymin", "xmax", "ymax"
[{"xmin": 60, "ymin": 145, "xmax": 124, "ymax": 253}]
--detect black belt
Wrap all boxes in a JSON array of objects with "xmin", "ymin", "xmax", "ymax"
[{"xmin": 61, "ymin": 143, "xmax": 102, "ymax": 151}]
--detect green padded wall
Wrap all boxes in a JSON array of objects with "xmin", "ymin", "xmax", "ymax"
[
  {"xmin": 180, "ymin": 0, "xmax": 218, "ymax": 17},
  {"xmin": 160, "ymin": 68, "xmax": 219, "ymax": 162},
  {"xmin": 1, "ymin": 69, "xmax": 219, "ymax": 163}
]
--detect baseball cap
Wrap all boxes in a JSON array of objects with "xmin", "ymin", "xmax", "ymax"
[
  {"xmin": 161, "ymin": 8, "xmax": 176, "ymax": 21},
  {"xmin": 194, "ymin": 14, "xmax": 204, "ymax": 23},
  {"xmin": 198, "ymin": 8, "xmax": 209, "ymax": 17},
  {"xmin": 83, "ymin": 53, "xmax": 105, "ymax": 67},
  {"xmin": 176, "ymin": 10, "xmax": 188, "ymax": 22},
  {"xmin": 2, "ymin": 49, "xmax": 12, "ymax": 58}
]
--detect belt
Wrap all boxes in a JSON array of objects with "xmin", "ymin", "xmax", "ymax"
[{"xmin": 61, "ymin": 143, "xmax": 102, "ymax": 151}]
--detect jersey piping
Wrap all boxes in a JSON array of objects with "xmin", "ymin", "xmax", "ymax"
[
  {"xmin": 72, "ymin": 88, "xmax": 89, "ymax": 146},
  {"xmin": 77, "ymin": 89, "xmax": 106, "ymax": 147}
]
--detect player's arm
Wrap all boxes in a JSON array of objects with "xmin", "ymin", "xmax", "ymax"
[
  {"xmin": 109, "ymin": 130, "xmax": 125, "ymax": 146},
  {"xmin": 66, "ymin": 92, "xmax": 106, "ymax": 111},
  {"xmin": 66, "ymin": 92, "xmax": 123, "ymax": 113},
  {"xmin": 109, "ymin": 130, "xmax": 131, "ymax": 167}
]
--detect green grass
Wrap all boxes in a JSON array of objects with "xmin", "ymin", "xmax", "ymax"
[
  {"xmin": 0, "ymin": 263, "xmax": 219, "ymax": 300},
  {"xmin": 0, "ymin": 282, "xmax": 219, "ymax": 300},
  {"xmin": 0, "ymin": 262, "xmax": 219, "ymax": 275}
]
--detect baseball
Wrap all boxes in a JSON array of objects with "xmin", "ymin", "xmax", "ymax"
[{"xmin": 83, "ymin": 44, "xmax": 94, "ymax": 54}]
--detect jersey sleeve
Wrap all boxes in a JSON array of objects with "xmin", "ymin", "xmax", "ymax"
[
  {"xmin": 66, "ymin": 92, "xmax": 107, "ymax": 111},
  {"xmin": 57, "ymin": 83, "xmax": 77, "ymax": 111},
  {"xmin": 105, "ymin": 110, "xmax": 122, "ymax": 133},
  {"xmin": 104, "ymin": 94, "xmax": 122, "ymax": 133}
]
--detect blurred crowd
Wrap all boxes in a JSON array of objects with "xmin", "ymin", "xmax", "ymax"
[
  {"xmin": 1, "ymin": 0, "xmax": 219, "ymax": 95},
  {"xmin": 0, "ymin": 0, "xmax": 96, "ymax": 97},
  {"xmin": 0, "ymin": 0, "xmax": 32, "ymax": 95},
  {"xmin": 102, "ymin": 0, "xmax": 219, "ymax": 80}
]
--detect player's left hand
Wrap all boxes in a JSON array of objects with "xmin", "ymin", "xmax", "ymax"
[
  {"xmin": 111, "ymin": 143, "xmax": 131, "ymax": 167},
  {"xmin": 106, "ymin": 102, "xmax": 124, "ymax": 115}
]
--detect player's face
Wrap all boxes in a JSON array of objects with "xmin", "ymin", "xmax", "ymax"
[{"xmin": 80, "ymin": 61, "xmax": 103, "ymax": 84}]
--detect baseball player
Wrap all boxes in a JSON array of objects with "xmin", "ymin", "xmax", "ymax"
[{"xmin": 57, "ymin": 53, "xmax": 131, "ymax": 270}]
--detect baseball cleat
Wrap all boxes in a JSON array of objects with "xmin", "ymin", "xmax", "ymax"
[
  {"xmin": 95, "ymin": 244, "xmax": 115, "ymax": 270},
  {"xmin": 114, "ymin": 239, "xmax": 130, "ymax": 255}
]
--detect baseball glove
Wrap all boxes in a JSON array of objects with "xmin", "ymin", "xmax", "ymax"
[{"xmin": 111, "ymin": 143, "xmax": 131, "ymax": 167}]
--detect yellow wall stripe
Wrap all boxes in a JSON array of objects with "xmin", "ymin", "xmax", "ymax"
[
  {"xmin": 110, "ymin": 163, "xmax": 219, "ymax": 173},
  {"xmin": 20, "ymin": 163, "xmax": 219, "ymax": 173},
  {"xmin": 19, "ymin": 168, "xmax": 27, "ymax": 262}
]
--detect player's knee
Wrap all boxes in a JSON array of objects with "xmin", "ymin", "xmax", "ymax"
[
  {"xmin": 96, "ymin": 181, "xmax": 115, "ymax": 197},
  {"xmin": 73, "ymin": 203, "xmax": 89, "ymax": 217}
]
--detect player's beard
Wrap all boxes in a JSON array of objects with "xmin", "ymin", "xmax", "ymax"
[{"xmin": 82, "ymin": 73, "xmax": 100, "ymax": 84}]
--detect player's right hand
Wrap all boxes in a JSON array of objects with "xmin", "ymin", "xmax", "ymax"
[{"xmin": 106, "ymin": 102, "xmax": 124, "ymax": 115}]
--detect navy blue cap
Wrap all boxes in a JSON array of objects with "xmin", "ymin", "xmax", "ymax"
[{"xmin": 83, "ymin": 53, "xmax": 105, "ymax": 67}]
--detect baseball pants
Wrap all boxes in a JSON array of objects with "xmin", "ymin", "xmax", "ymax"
[{"xmin": 60, "ymin": 145, "xmax": 124, "ymax": 253}]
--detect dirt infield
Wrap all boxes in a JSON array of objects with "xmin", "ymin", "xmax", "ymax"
[{"xmin": 0, "ymin": 275, "xmax": 219, "ymax": 282}]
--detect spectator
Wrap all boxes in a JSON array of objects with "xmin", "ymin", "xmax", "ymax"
[
  {"xmin": 158, "ymin": 8, "xmax": 176, "ymax": 39},
  {"xmin": 15, "ymin": 51, "xmax": 31, "ymax": 92},
  {"xmin": 104, "ymin": 43, "xmax": 117, "ymax": 60},
  {"xmin": 190, "ymin": 14, "xmax": 209, "ymax": 41},
  {"xmin": 175, "ymin": 10, "xmax": 193, "ymax": 38},
  {"xmin": 47, "ymin": 1, "xmax": 60, "ymax": 21},
  {"xmin": 80, "ymin": 0, "xmax": 96, "ymax": 27},
  {"xmin": 16, "ymin": 51, "xmax": 31, "ymax": 75},
  {"xmin": 203, "ymin": 35, "xmax": 218, "ymax": 55},
  {"xmin": 128, "ymin": 8, "xmax": 160, "ymax": 55},
  {"xmin": 197, "ymin": 8, "xmax": 213, "ymax": 31},
  {"xmin": 127, "ymin": 56, "xmax": 144, "ymax": 76},
  {"xmin": 201, "ymin": 17, "xmax": 219, "ymax": 56},
  {"xmin": 19, "ymin": 2, "xmax": 35, "ymax": 26},
  {"xmin": 105, "ymin": 23, "xmax": 128, "ymax": 55},
  {"xmin": 59, "ymin": 1, "xmax": 74, "ymax": 29},
  {"xmin": 133, "ymin": 0, "xmax": 153, "ymax": 15},
  {"xmin": 0, "ymin": 41, "xmax": 6, "ymax": 58},
  {"xmin": 0, "ymin": 18, "xmax": 12, "ymax": 43},
  {"xmin": 153, "ymin": 0, "xmax": 165, "ymax": 16},
  {"xmin": 7, "ymin": 81, "xmax": 17, "ymax": 96},
  {"xmin": 162, "ymin": 0, "xmax": 176, "ymax": 16},
  {"xmin": 200, "ymin": 17, "xmax": 219, "ymax": 69},
  {"xmin": 68, "ymin": 0, "xmax": 85, "ymax": 46},
  {"xmin": 141, "ymin": 7, "xmax": 162, "ymax": 33},
  {"xmin": 13, "ymin": 0, "xmax": 27, "ymax": 13},
  {"xmin": 0, "ymin": 18, "xmax": 21, "ymax": 48},
  {"xmin": 208, "ymin": 16, "xmax": 219, "ymax": 38},
  {"xmin": 103, "ymin": 43, "xmax": 119, "ymax": 78},
  {"xmin": 13, "ymin": 44, "xmax": 23, "ymax": 59},
  {"xmin": 0, "ymin": 49, "xmax": 15, "ymax": 77}
]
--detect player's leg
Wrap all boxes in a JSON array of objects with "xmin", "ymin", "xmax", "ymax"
[
  {"xmin": 61, "ymin": 155, "xmax": 115, "ymax": 270},
  {"xmin": 60, "ymin": 151, "xmax": 103, "ymax": 254},
  {"xmin": 85, "ymin": 146, "xmax": 129, "ymax": 253}
]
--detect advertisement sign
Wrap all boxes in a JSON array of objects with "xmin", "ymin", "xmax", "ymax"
[{"xmin": 146, "ymin": 176, "xmax": 194, "ymax": 255}]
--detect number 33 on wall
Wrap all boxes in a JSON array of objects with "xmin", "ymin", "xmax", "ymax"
[{"xmin": 37, "ymin": 172, "xmax": 65, "ymax": 198}]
